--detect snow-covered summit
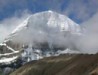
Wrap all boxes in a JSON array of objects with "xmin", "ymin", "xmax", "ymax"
[
  {"xmin": 13, "ymin": 10, "xmax": 80, "ymax": 33},
  {"xmin": 5, "ymin": 10, "xmax": 81, "ymax": 45}
]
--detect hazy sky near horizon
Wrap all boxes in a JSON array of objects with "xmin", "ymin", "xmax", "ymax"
[{"xmin": 0, "ymin": 0, "xmax": 98, "ymax": 42}]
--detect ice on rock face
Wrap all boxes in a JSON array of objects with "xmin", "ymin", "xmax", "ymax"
[
  {"xmin": 21, "ymin": 44, "xmax": 37, "ymax": 62},
  {"xmin": 21, "ymin": 44, "xmax": 43, "ymax": 62}
]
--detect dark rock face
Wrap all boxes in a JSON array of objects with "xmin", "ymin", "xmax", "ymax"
[
  {"xmin": 0, "ymin": 44, "xmax": 13, "ymax": 54},
  {"xmin": 0, "ymin": 58, "xmax": 23, "ymax": 75},
  {"xmin": 5, "ymin": 40, "xmax": 22, "ymax": 51}
]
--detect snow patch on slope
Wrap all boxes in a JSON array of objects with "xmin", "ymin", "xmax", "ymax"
[{"xmin": 0, "ymin": 56, "xmax": 18, "ymax": 64}]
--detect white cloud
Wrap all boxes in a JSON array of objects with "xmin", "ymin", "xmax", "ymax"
[
  {"xmin": 82, "ymin": 12, "xmax": 98, "ymax": 33},
  {"xmin": 63, "ymin": 0, "xmax": 98, "ymax": 22},
  {"xmin": 0, "ymin": 10, "xmax": 31, "ymax": 42},
  {"xmin": 76, "ymin": 12, "xmax": 98, "ymax": 54}
]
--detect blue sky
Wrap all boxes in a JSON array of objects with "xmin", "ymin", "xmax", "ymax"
[
  {"xmin": 0, "ymin": 0, "xmax": 98, "ymax": 23},
  {"xmin": 0, "ymin": 0, "xmax": 98, "ymax": 42}
]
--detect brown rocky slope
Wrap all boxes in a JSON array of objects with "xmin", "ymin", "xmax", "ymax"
[{"xmin": 10, "ymin": 54, "xmax": 98, "ymax": 75}]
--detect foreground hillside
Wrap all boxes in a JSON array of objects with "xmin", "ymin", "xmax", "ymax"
[{"xmin": 10, "ymin": 54, "xmax": 98, "ymax": 75}]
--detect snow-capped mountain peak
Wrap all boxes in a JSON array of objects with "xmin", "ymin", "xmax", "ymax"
[
  {"xmin": 12, "ymin": 10, "xmax": 80, "ymax": 34},
  {"xmin": 1, "ymin": 10, "xmax": 81, "ymax": 64},
  {"xmin": 6, "ymin": 10, "xmax": 81, "ymax": 45}
]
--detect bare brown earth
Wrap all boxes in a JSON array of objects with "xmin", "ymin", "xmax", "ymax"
[{"xmin": 10, "ymin": 54, "xmax": 98, "ymax": 75}]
